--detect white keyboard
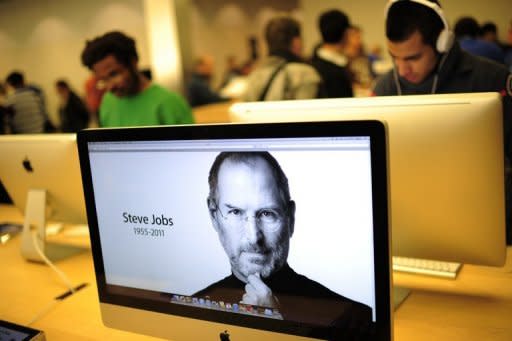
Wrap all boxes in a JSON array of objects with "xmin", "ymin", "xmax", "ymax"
[{"xmin": 392, "ymin": 256, "xmax": 462, "ymax": 279}]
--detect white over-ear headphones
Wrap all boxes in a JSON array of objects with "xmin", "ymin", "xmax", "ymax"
[{"xmin": 385, "ymin": 0, "xmax": 455, "ymax": 53}]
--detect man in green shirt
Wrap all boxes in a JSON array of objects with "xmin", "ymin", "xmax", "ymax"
[{"xmin": 81, "ymin": 31, "xmax": 193, "ymax": 127}]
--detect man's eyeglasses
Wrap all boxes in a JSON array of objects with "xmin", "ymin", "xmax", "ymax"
[
  {"xmin": 95, "ymin": 70, "xmax": 124, "ymax": 90},
  {"xmin": 216, "ymin": 207, "xmax": 284, "ymax": 230}
]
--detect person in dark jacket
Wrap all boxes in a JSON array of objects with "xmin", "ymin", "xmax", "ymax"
[
  {"xmin": 311, "ymin": 9, "xmax": 354, "ymax": 98},
  {"xmin": 453, "ymin": 16, "xmax": 505, "ymax": 64},
  {"xmin": 187, "ymin": 55, "xmax": 229, "ymax": 108},
  {"xmin": 55, "ymin": 79, "xmax": 90, "ymax": 132}
]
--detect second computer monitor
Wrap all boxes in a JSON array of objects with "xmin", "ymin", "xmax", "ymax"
[
  {"xmin": 230, "ymin": 92, "xmax": 506, "ymax": 266},
  {"xmin": 0, "ymin": 133, "xmax": 86, "ymax": 261}
]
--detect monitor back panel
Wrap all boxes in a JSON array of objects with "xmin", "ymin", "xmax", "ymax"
[{"xmin": 0, "ymin": 134, "xmax": 86, "ymax": 224}]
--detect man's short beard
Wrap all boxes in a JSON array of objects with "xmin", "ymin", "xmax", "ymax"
[
  {"xmin": 235, "ymin": 240, "xmax": 289, "ymax": 280},
  {"xmin": 260, "ymin": 244, "xmax": 288, "ymax": 278},
  {"xmin": 126, "ymin": 67, "xmax": 141, "ymax": 96}
]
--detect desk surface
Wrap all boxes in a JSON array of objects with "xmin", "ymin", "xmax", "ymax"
[{"xmin": 2, "ymin": 204, "xmax": 512, "ymax": 340}]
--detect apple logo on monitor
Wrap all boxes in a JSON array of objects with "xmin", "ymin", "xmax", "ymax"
[
  {"xmin": 219, "ymin": 330, "xmax": 230, "ymax": 341},
  {"xmin": 22, "ymin": 157, "xmax": 33, "ymax": 172}
]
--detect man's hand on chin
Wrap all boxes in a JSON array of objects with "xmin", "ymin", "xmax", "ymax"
[{"xmin": 241, "ymin": 273, "xmax": 279, "ymax": 308}]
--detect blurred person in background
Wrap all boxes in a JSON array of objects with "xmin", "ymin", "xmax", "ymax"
[
  {"xmin": 243, "ymin": 16, "xmax": 322, "ymax": 101},
  {"xmin": 4, "ymin": 71, "xmax": 46, "ymax": 134},
  {"xmin": 55, "ymin": 79, "xmax": 90, "ymax": 132},
  {"xmin": 219, "ymin": 55, "xmax": 242, "ymax": 90},
  {"xmin": 187, "ymin": 55, "xmax": 230, "ymax": 108},
  {"xmin": 311, "ymin": 9, "xmax": 354, "ymax": 98},
  {"xmin": 344, "ymin": 26, "xmax": 375, "ymax": 91},
  {"xmin": 84, "ymin": 73, "xmax": 106, "ymax": 127},
  {"xmin": 454, "ymin": 16, "xmax": 505, "ymax": 64},
  {"xmin": 480, "ymin": 21, "xmax": 511, "ymax": 54},
  {"xmin": 506, "ymin": 20, "xmax": 512, "ymax": 72},
  {"xmin": 0, "ymin": 83, "xmax": 7, "ymax": 134}
]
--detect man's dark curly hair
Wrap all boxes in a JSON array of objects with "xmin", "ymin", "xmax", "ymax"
[{"xmin": 81, "ymin": 31, "xmax": 138, "ymax": 70}]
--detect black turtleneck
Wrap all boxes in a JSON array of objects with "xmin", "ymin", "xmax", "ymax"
[{"xmin": 194, "ymin": 263, "xmax": 372, "ymax": 332}]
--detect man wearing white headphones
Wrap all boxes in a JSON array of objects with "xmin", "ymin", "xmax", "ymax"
[
  {"xmin": 373, "ymin": 0, "xmax": 512, "ymax": 244},
  {"xmin": 373, "ymin": 0, "xmax": 511, "ymax": 96}
]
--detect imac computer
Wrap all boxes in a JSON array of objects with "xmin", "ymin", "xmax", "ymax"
[
  {"xmin": 77, "ymin": 121, "xmax": 392, "ymax": 340},
  {"xmin": 0, "ymin": 133, "xmax": 87, "ymax": 262},
  {"xmin": 230, "ymin": 92, "xmax": 507, "ymax": 273}
]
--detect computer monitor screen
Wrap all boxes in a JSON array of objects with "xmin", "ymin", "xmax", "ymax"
[
  {"xmin": 77, "ymin": 121, "xmax": 391, "ymax": 340},
  {"xmin": 230, "ymin": 92, "xmax": 506, "ymax": 267},
  {"xmin": 0, "ymin": 133, "xmax": 87, "ymax": 261}
]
